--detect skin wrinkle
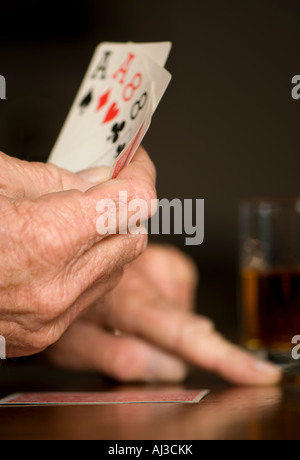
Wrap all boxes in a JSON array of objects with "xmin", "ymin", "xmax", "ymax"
[
  {"xmin": 15, "ymin": 191, "xmax": 97, "ymax": 270},
  {"xmin": 0, "ymin": 152, "xmax": 94, "ymax": 201},
  {"xmin": 65, "ymin": 235, "xmax": 113, "ymax": 286},
  {"xmin": 1, "ymin": 156, "xmax": 64, "ymax": 200},
  {"xmin": 95, "ymin": 179, "xmax": 155, "ymax": 222},
  {"xmin": 12, "ymin": 164, "xmax": 37, "ymax": 198},
  {"xmin": 0, "ymin": 156, "xmax": 30, "ymax": 200},
  {"xmin": 0, "ymin": 319, "xmax": 50, "ymax": 356},
  {"xmin": 70, "ymin": 234, "xmax": 143, "ymax": 298},
  {"xmin": 58, "ymin": 272, "xmax": 124, "ymax": 336},
  {"xmin": 54, "ymin": 202, "xmax": 92, "ymax": 262},
  {"xmin": 52, "ymin": 234, "xmax": 145, "ymax": 331},
  {"xmin": 61, "ymin": 253, "xmax": 107, "ymax": 305},
  {"xmin": 46, "ymin": 188, "xmax": 107, "ymax": 260},
  {"xmin": 14, "ymin": 197, "xmax": 83, "ymax": 271},
  {"xmin": 43, "ymin": 163, "xmax": 67, "ymax": 193}
]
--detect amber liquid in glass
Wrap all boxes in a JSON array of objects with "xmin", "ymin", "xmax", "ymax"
[{"xmin": 242, "ymin": 268, "xmax": 300, "ymax": 352}]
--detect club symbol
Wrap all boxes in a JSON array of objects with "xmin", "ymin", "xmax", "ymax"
[
  {"xmin": 115, "ymin": 143, "xmax": 126, "ymax": 158},
  {"xmin": 108, "ymin": 121, "xmax": 126, "ymax": 144}
]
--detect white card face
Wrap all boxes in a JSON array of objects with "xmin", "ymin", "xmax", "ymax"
[
  {"xmin": 63, "ymin": 79, "xmax": 152, "ymax": 172},
  {"xmin": 48, "ymin": 41, "xmax": 172, "ymax": 174},
  {"xmin": 116, "ymin": 41, "xmax": 172, "ymax": 67}
]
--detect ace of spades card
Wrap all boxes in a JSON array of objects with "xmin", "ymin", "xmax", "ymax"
[{"xmin": 48, "ymin": 42, "xmax": 172, "ymax": 178}]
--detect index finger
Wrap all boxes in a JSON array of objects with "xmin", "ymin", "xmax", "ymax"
[{"xmin": 101, "ymin": 287, "xmax": 282, "ymax": 386}]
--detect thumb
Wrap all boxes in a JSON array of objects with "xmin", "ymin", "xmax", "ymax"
[{"xmin": 0, "ymin": 151, "xmax": 109, "ymax": 200}]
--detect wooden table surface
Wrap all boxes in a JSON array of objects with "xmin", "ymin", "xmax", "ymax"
[{"xmin": 1, "ymin": 361, "xmax": 300, "ymax": 440}]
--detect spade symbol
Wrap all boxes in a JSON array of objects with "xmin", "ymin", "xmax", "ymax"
[{"xmin": 79, "ymin": 90, "xmax": 93, "ymax": 114}]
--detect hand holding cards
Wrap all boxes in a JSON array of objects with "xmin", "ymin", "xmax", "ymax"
[{"xmin": 48, "ymin": 42, "xmax": 172, "ymax": 178}]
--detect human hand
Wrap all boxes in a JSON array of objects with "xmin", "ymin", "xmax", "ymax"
[
  {"xmin": 46, "ymin": 245, "xmax": 282, "ymax": 386},
  {"xmin": 0, "ymin": 147, "xmax": 156, "ymax": 357}
]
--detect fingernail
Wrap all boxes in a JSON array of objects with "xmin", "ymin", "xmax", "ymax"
[
  {"xmin": 253, "ymin": 359, "xmax": 282, "ymax": 376},
  {"xmin": 77, "ymin": 166, "xmax": 111, "ymax": 184}
]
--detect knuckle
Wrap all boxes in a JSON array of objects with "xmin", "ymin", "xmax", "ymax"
[
  {"xmin": 124, "ymin": 177, "xmax": 157, "ymax": 206},
  {"xmin": 0, "ymin": 153, "xmax": 15, "ymax": 197},
  {"xmin": 30, "ymin": 283, "xmax": 70, "ymax": 321},
  {"xmin": 4, "ymin": 322, "xmax": 61, "ymax": 357},
  {"xmin": 28, "ymin": 325, "xmax": 61, "ymax": 353},
  {"xmin": 165, "ymin": 362, "xmax": 189, "ymax": 383},
  {"xmin": 148, "ymin": 156, "xmax": 157, "ymax": 180},
  {"xmin": 138, "ymin": 146, "xmax": 157, "ymax": 180},
  {"xmin": 131, "ymin": 233, "xmax": 148, "ymax": 258},
  {"xmin": 28, "ymin": 334, "xmax": 51, "ymax": 353},
  {"xmin": 169, "ymin": 247, "xmax": 199, "ymax": 284},
  {"xmin": 43, "ymin": 163, "xmax": 64, "ymax": 190},
  {"xmin": 38, "ymin": 223, "xmax": 68, "ymax": 263},
  {"xmin": 197, "ymin": 315, "xmax": 215, "ymax": 333},
  {"xmin": 14, "ymin": 200, "xmax": 45, "ymax": 242},
  {"xmin": 136, "ymin": 178, "xmax": 157, "ymax": 204},
  {"xmin": 183, "ymin": 258, "xmax": 199, "ymax": 283},
  {"xmin": 175, "ymin": 363, "xmax": 189, "ymax": 382},
  {"xmin": 110, "ymin": 348, "xmax": 140, "ymax": 382},
  {"xmin": 141, "ymin": 153, "xmax": 157, "ymax": 185},
  {"xmin": 173, "ymin": 314, "xmax": 215, "ymax": 351},
  {"xmin": 43, "ymin": 163, "xmax": 82, "ymax": 192}
]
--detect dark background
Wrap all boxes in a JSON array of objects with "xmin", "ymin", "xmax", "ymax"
[{"xmin": 1, "ymin": 0, "xmax": 300, "ymax": 341}]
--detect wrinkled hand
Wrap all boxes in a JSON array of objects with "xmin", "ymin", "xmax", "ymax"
[
  {"xmin": 46, "ymin": 245, "xmax": 282, "ymax": 386},
  {"xmin": 0, "ymin": 147, "xmax": 156, "ymax": 357}
]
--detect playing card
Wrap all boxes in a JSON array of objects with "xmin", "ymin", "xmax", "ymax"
[
  {"xmin": 126, "ymin": 41, "xmax": 172, "ymax": 67},
  {"xmin": 68, "ymin": 56, "xmax": 171, "ymax": 173},
  {"xmin": 69, "ymin": 47, "xmax": 151, "ymax": 138},
  {"xmin": 61, "ymin": 41, "xmax": 171, "ymax": 142},
  {"xmin": 0, "ymin": 390, "xmax": 209, "ymax": 406},
  {"xmin": 48, "ymin": 41, "xmax": 172, "ymax": 175}
]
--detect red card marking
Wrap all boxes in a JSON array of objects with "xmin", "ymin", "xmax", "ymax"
[
  {"xmin": 96, "ymin": 89, "xmax": 111, "ymax": 111},
  {"xmin": 102, "ymin": 102, "xmax": 119, "ymax": 124}
]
